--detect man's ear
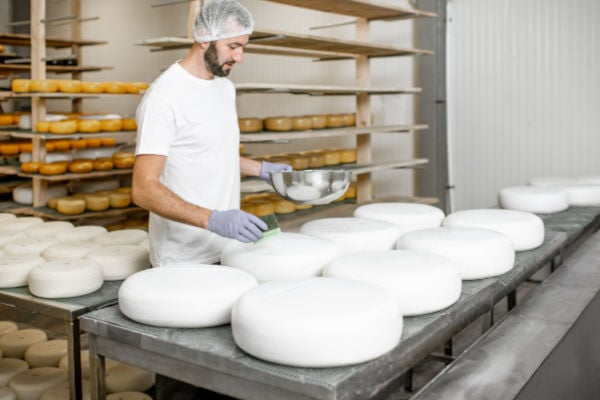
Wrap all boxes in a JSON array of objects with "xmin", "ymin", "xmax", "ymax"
[{"xmin": 198, "ymin": 41, "xmax": 210, "ymax": 50}]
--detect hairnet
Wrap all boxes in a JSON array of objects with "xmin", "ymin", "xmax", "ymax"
[{"xmin": 194, "ymin": 0, "xmax": 254, "ymax": 43}]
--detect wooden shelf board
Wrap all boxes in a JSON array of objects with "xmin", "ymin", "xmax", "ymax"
[
  {"xmin": 1, "ymin": 128, "xmax": 136, "ymax": 141},
  {"xmin": 18, "ymin": 168, "xmax": 132, "ymax": 182},
  {"xmin": 0, "ymin": 177, "xmax": 28, "ymax": 193},
  {"xmin": 236, "ymin": 82, "xmax": 421, "ymax": 96},
  {"xmin": 240, "ymin": 124, "xmax": 428, "ymax": 142},
  {"xmin": 0, "ymin": 64, "xmax": 111, "ymax": 75},
  {"xmin": 0, "ymin": 165, "xmax": 19, "ymax": 175},
  {"xmin": 0, "ymin": 33, "xmax": 107, "ymax": 48},
  {"xmin": 0, "ymin": 200, "xmax": 31, "ymax": 214},
  {"xmin": 264, "ymin": 0, "xmax": 437, "ymax": 21},
  {"xmin": 3, "ymin": 92, "xmax": 142, "ymax": 99},
  {"xmin": 342, "ymin": 158, "xmax": 429, "ymax": 175},
  {"xmin": 29, "ymin": 205, "xmax": 144, "ymax": 221}
]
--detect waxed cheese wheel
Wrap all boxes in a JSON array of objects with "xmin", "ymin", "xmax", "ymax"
[
  {"xmin": 86, "ymin": 245, "xmax": 149, "ymax": 280},
  {"xmin": 558, "ymin": 184, "xmax": 600, "ymax": 206},
  {"xmin": 55, "ymin": 226, "xmax": 107, "ymax": 243},
  {"xmin": 29, "ymin": 80, "xmax": 58, "ymax": 93},
  {"xmin": 0, "ymin": 321, "xmax": 18, "ymax": 336},
  {"xmin": 25, "ymin": 221, "xmax": 74, "ymax": 239},
  {"xmin": 11, "ymin": 79, "xmax": 31, "ymax": 93},
  {"xmin": 299, "ymin": 217, "xmax": 399, "ymax": 254},
  {"xmin": 0, "ymin": 358, "xmax": 29, "ymax": 386},
  {"xmin": 499, "ymin": 186, "xmax": 569, "ymax": 214},
  {"xmin": 0, "ymin": 386, "xmax": 16, "ymax": 400},
  {"xmin": 119, "ymin": 265, "xmax": 257, "ymax": 327},
  {"xmin": 354, "ymin": 203, "xmax": 445, "ymax": 236},
  {"xmin": 8, "ymin": 367, "xmax": 67, "ymax": 400},
  {"xmin": 0, "ymin": 255, "xmax": 46, "ymax": 288},
  {"xmin": 24, "ymin": 340, "xmax": 68, "ymax": 368},
  {"xmin": 107, "ymin": 393, "xmax": 152, "ymax": 400},
  {"xmin": 56, "ymin": 80, "xmax": 81, "ymax": 93},
  {"xmin": 232, "ymin": 277, "xmax": 402, "ymax": 367},
  {"xmin": 40, "ymin": 379, "xmax": 91, "ymax": 400},
  {"xmin": 443, "ymin": 209, "xmax": 545, "ymax": 251},
  {"xmin": 0, "ymin": 217, "xmax": 44, "ymax": 233},
  {"xmin": 93, "ymin": 229, "xmax": 148, "ymax": 246},
  {"xmin": 56, "ymin": 198, "xmax": 85, "ymax": 215},
  {"xmin": 397, "ymin": 227, "xmax": 515, "ymax": 280},
  {"xmin": 323, "ymin": 250, "xmax": 461, "ymax": 316},
  {"xmin": 291, "ymin": 116, "xmax": 312, "ymax": 130},
  {"xmin": 81, "ymin": 82, "xmax": 104, "ymax": 93},
  {"xmin": 221, "ymin": 233, "xmax": 340, "ymax": 283},
  {"xmin": 264, "ymin": 117, "xmax": 292, "ymax": 131},
  {"xmin": 28, "ymin": 259, "xmax": 104, "ymax": 298},
  {"xmin": 4, "ymin": 237, "xmax": 59, "ymax": 256},
  {"xmin": 0, "ymin": 329, "xmax": 47, "ymax": 359},
  {"xmin": 238, "ymin": 118, "xmax": 263, "ymax": 133},
  {"xmin": 77, "ymin": 119, "xmax": 101, "ymax": 133},
  {"xmin": 105, "ymin": 362, "xmax": 154, "ymax": 394}
]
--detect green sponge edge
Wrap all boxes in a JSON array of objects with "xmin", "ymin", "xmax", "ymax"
[{"xmin": 256, "ymin": 214, "xmax": 281, "ymax": 243}]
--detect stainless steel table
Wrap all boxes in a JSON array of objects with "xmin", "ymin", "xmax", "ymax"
[
  {"xmin": 0, "ymin": 281, "xmax": 121, "ymax": 400},
  {"xmin": 81, "ymin": 231, "xmax": 567, "ymax": 400}
]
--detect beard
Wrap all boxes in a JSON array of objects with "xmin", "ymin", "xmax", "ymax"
[{"xmin": 204, "ymin": 42, "xmax": 233, "ymax": 77}]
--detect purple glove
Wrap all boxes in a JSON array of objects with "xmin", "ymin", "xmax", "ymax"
[
  {"xmin": 260, "ymin": 161, "xmax": 292, "ymax": 185},
  {"xmin": 207, "ymin": 209, "xmax": 268, "ymax": 243}
]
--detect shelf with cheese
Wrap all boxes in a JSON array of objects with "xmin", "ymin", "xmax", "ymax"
[{"xmin": 17, "ymin": 168, "xmax": 133, "ymax": 182}]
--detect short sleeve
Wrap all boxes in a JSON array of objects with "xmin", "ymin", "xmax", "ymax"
[{"xmin": 135, "ymin": 94, "xmax": 176, "ymax": 156}]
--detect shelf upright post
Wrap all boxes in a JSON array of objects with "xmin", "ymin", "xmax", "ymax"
[
  {"xmin": 355, "ymin": 17, "xmax": 372, "ymax": 203},
  {"xmin": 71, "ymin": 0, "xmax": 83, "ymax": 113}
]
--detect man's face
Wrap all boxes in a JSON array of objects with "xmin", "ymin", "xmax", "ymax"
[{"xmin": 203, "ymin": 35, "xmax": 249, "ymax": 77}]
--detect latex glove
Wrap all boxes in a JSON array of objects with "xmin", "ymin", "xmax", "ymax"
[
  {"xmin": 260, "ymin": 161, "xmax": 292, "ymax": 186},
  {"xmin": 207, "ymin": 209, "xmax": 268, "ymax": 243}
]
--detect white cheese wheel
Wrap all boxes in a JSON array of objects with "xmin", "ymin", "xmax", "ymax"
[
  {"xmin": 4, "ymin": 237, "xmax": 59, "ymax": 256},
  {"xmin": 55, "ymin": 226, "xmax": 108, "ymax": 242},
  {"xmin": 93, "ymin": 229, "xmax": 148, "ymax": 246},
  {"xmin": 40, "ymin": 379, "xmax": 91, "ymax": 400},
  {"xmin": 0, "ymin": 231, "xmax": 26, "ymax": 247},
  {"xmin": 0, "ymin": 321, "xmax": 18, "ymax": 336},
  {"xmin": 68, "ymin": 178, "xmax": 120, "ymax": 194},
  {"xmin": 137, "ymin": 239, "xmax": 149, "ymax": 252},
  {"xmin": 0, "ymin": 386, "xmax": 16, "ymax": 400},
  {"xmin": 0, "ymin": 217, "xmax": 44, "ymax": 234},
  {"xmin": 29, "ymin": 259, "xmax": 104, "ymax": 298},
  {"xmin": 12, "ymin": 184, "xmax": 68, "ymax": 206},
  {"xmin": 528, "ymin": 176, "xmax": 579, "ymax": 187},
  {"xmin": 105, "ymin": 362, "xmax": 154, "ymax": 394},
  {"xmin": 0, "ymin": 255, "xmax": 46, "ymax": 288},
  {"xmin": 396, "ymin": 227, "xmax": 515, "ymax": 280},
  {"xmin": 24, "ymin": 340, "xmax": 68, "ymax": 368},
  {"xmin": 323, "ymin": 250, "xmax": 461, "ymax": 316},
  {"xmin": 72, "ymin": 147, "xmax": 119, "ymax": 160},
  {"xmin": 353, "ymin": 203, "xmax": 445, "ymax": 235},
  {"xmin": 0, "ymin": 358, "xmax": 29, "ymax": 386},
  {"xmin": 576, "ymin": 174, "xmax": 600, "ymax": 185},
  {"xmin": 25, "ymin": 222, "xmax": 74, "ymax": 239},
  {"xmin": 443, "ymin": 209, "xmax": 545, "ymax": 251},
  {"xmin": 559, "ymin": 184, "xmax": 600, "ymax": 206},
  {"xmin": 19, "ymin": 152, "xmax": 72, "ymax": 164},
  {"xmin": 221, "ymin": 233, "xmax": 340, "ymax": 283},
  {"xmin": 232, "ymin": 277, "xmax": 402, "ymax": 367},
  {"xmin": 499, "ymin": 186, "xmax": 569, "ymax": 214},
  {"xmin": 42, "ymin": 242, "xmax": 100, "ymax": 261},
  {"xmin": 119, "ymin": 265, "xmax": 257, "ymax": 327},
  {"xmin": 107, "ymin": 393, "xmax": 152, "ymax": 400},
  {"xmin": 86, "ymin": 245, "xmax": 150, "ymax": 281},
  {"xmin": 0, "ymin": 213, "xmax": 16, "ymax": 223},
  {"xmin": 0, "ymin": 329, "xmax": 47, "ymax": 359},
  {"xmin": 8, "ymin": 367, "xmax": 67, "ymax": 400},
  {"xmin": 299, "ymin": 217, "xmax": 399, "ymax": 254}
]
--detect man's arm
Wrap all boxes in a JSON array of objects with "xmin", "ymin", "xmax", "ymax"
[
  {"xmin": 240, "ymin": 156, "xmax": 261, "ymax": 177},
  {"xmin": 131, "ymin": 154, "xmax": 212, "ymax": 229}
]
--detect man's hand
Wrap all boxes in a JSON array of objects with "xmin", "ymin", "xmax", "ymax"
[
  {"xmin": 260, "ymin": 161, "xmax": 292, "ymax": 185},
  {"xmin": 207, "ymin": 209, "xmax": 268, "ymax": 242}
]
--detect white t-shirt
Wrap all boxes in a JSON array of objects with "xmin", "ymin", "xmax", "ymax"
[{"xmin": 135, "ymin": 62, "xmax": 239, "ymax": 267}]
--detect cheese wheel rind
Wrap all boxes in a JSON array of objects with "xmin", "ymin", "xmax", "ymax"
[
  {"xmin": 86, "ymin": 245, "xmax": 150, "ymax": 281},
  {"xmin": 499, "ymin": 186, "xmax": 569, "ymax": 214},
  {"xmin": 8, "ymin": 367, "xmax": 67, "ymax": 400},
  {"xmin": 105, "ymin": 362, "xmax": 154, "ymax": 394},
  {"xmin": 354, "ymin": 203, "xmax": 445, "ymax": 236},
  {"xmin": 28, "ymin": 259, "xmax": 104, "ymax": 298},
  {"xmin": 0, "ymin": 329, "xmax": 47, "ymax": 359},
  {"xmin": 0, "ymin": 358, "xmax": 29, "ymax": 386},
  {"xmin": 24, "ymin": 340, "xmax": 68, "ymax": 368},
  {"xmin": 0, "ymin": 255, "xmax": 46, "ymax": 288}
]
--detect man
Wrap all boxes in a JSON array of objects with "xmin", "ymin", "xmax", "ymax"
[{"xmin": 132, "ymin": 0, "xmax": 290, "ymax": 270}]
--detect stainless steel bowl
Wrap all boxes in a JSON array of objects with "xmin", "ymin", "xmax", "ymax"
[{"xmin": 270, "ymin": 170, "xmax": 352, "ymax": 205}]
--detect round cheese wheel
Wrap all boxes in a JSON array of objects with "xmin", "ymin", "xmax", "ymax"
[
  {"xmin": 558, "ymin": 184, "xmax": 600, "ymax": 206},
  {"xmin": 0, "ymin": 358, "xmax": 29, "ymax": 386},
  {"xmin": 55, "ymin": 226, "xmax": 107, "ymax": 242},
  {"xmin": 84, "ymin": 138, "xmax": 101, "ymax": 148},
  {"xmin": 0, "ymin": 231, "xmax": 26, "ymax": 248},
  {"xmin": 108, "ymin": 192, "xmax": 131, "ymax": 208},
  {"xmin": 29, "ymin": 80, "xmax": 58, "ymax": 93},
  {"xmin": 306, "ymin": 153, "xmax": 326, "ymax": 168},
  {"xmin": 325, "ymin": 114, "xmax": 345, "ymax": 128},
  {"xmin": 83, "ymin": 194, "xmax": 110, "ymax": 211},
  {"xmin": 42, "ymin": 242, "xmax": 100, "ymax": 261},
  {"xmin": 354, "ymin": 203, "xmax": 445, "ymax": 236},
  {"xmin": 264, "ymin": 117, "xmax": 292, "ymax": 131},
  {"xmin": 0, "ymin": 217, "xmax": 44, "ymax": 234},
  {"xmin": 77, "ymin": 119, "xmax": 101, "ymax": 133},
  {"xmin": 56, "ymin": 198, "xmax": 85, "ymax": 215},
  {"xmin": 0, "ymin": 321, "xmax": 18, "ymax": 336},
  {"xmin": 323, "ymin": 150, "xmax": 341, "ymax": 165},
  {"xmin": 40, "ymin": 379, "xmax": 91, "ymax": 400},
  {"xmin": 299, "ymin": 217, "xmax": 399, "ymax": 254},
  {"xmin": 291, "ymin": 116, "xmax": 312, "ymax": 131},
  {"xmin": 86, "ymin": 245, "xmax": 149, "ymax": 281},
  {"xmin": 113, "ymin": 156, "xmax": 134, "ymax": 169},
  {"xmin": 56, "ymin": 80, "xmax": 81, "ymax": 93},
  {"xmin": 8, "ymin": 367, "xmax": 67, "ymax": 400},
  {"xmin": 81, "ymin": 81, "xmax": 104, "ymax": 93},
  {"xmin": 101, "ymin": 119, "xmax": 123, "ymax": 132},
  {"xmin": 244, "ymin": 200, "xmax": 274, "ymax": 217},
  {"xmin": 93, "ymin": 229, "xmax": 147, "ymax": 246},
  {"xmin": 48, "ymin": 120, "xmax": 77, "ymax": 135},
  {"xmin": 0, "ymin": 143, "xmax": 20, "ymax": 155},
  {"xmin": 0, "ymin": 329, "xmax": 47, "ymax": 359},
  {"xmin": 221, "ymin": 233, "xmax": 340, "ymax": 283},
  {"xmin": 121, "ymin": 119, "xmax": 137, "ymax": 131},
  {"xmin": 307, "ymin": 114, "xmax": 326, "ymax": 129},
  {"xmin": 238, "ymin": 118, "xmax": 263, "ymax": 133},
  {"xmin": 0, "ymin": 386, "xmax": 17, "ymax": 400},
  {"xmin": 24, "ymin": 340, "xmax": 68, "ymax": 368},
  {"xmin": 67, "ymin": 160, "xmax": 94, "ymax": 174},
  {"xmin": 20, "ymin": 162, "xmax": 40, "ymax": 174},
  {"xmin": 272, "ymin": 198, "xmax": 295, "ymax": 214},
  {"xmin": 102, "ymin": 82, "xmax": 126, "ymax": 94},
  {"xmin": 29, "ymin": 259, "xmax": 104, "ymax": 298},
  {"xmin": 323, "ymin": 250, "xmax": 461, "ymax": 316},
  {"xmin": 92, "ymin": 158, "xmax": 114, "ymax": 171},
  {"xmin": 286, "ymin": 155, "xmax": 310, "ymax": 170},
  {"xmin": 443, "ymin": 209, "xmax": 545, "ymax": 251},
  {"xmin": 499, "ymin": 186, "xmax": 570, "ymax": 214},
  {"xmin": 107, "ymin": 392, "xmax": 152, "ymax": 400},
  {"xmin": 341, "ymin": 113, "xmax": 356, "ymax": 126},
  {"xmin": 38, "ymin": 163, "xmax": 67, "ymax": 175},
  {"xmin": 119, "ymin": 265, "xmax": 257, "ymax": 327},
  {"xmin": 397, "ymin": 227, "xmax": 515, "ymax": 280},
  {"xmin": 25, "ymin": 221, "xmax": 74, "ymax": 239},
  {"xmin": 123, "ymin": 82, "xmax": 149, "ymax": 94},
  {"xmin": 105, "ymin": 362, "xmax": 154, "ymax": 394},
  {"xmin": 4, "ymin": 237, "xmax": 59, "ymax": 256},
  {"xmin": 232, "ymin": 277, "xmax": 402, "ymax": 367},
  {"xmin": 11, "ymin": 79, "xmax": 31, "ymax": 93}
]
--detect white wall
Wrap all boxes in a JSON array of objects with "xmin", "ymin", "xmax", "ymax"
[
  {"xmin": 447, "ymin": 0, "xmax": 600, "ymax": 210},
  {"xmin": 39, "ymin": 0, "xmax": 418, "ymax": 198}
]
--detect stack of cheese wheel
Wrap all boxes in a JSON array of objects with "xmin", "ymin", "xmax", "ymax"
[
  {"xmin": 353, "ymin": 203, "xmax": 445, "ymax": 237},
  {"xmin": 86, "ymin": 245, "xmax": 149, "ymax": 281},
  {"xmin": 397, "ymin": 227, "xmax": 515, "ymax": 280},
  {"xmin": 299, "ymin": 217, "xmax": 399, "ymax": 254},
  {"xmin": 323, "ymin": 250, "xmax": 461, "ymax": 316},
  {"xmin": 28, "ymin": 259, "xmax": 104, "ymax": 298},
  {"xmin": 221, "ymin": 232, "xmax": 340, "ymax": 283},
  {"xmin": 499, "ymin": 186, "xmax": 569, "ymax": 214},
  {"xmin": 232, "ymin": 277, "xmax": 402, "ymax": 367},
  {"xmin": 0, "ymin": 328, "xmax": 47, "ymax": 359},
  {"xmin": 119, "ymin": 265, "xmax": 257, "ymax": 327},
  {"xmin": 0, "ymin": 358, "xmax": 29, "ymax": 386},
  {"xmin": 8, "ymin": 367, "xmax": 67, "ymax": 400},
  {"xmin": 443, "ymin": 209, "xmax": 545, "ymax": 251},
  {"xmin": 24, "ymin": 339, "xmax": 68, "ymax": 368}
]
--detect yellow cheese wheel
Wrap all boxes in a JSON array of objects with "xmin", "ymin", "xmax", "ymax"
[
  {"xmin": 124, "ymin": 82, "xmax": 149, "ymax": 94},
  {"xmin": 11, "ymin": 79, "xmax": 31, "ymax": 93},
  {"xmin": 272, "ymin": 198, "xmax": 295, "ymax": 214},
  {"xmin": 101, "ymin": 119, "xmax": 123, "ymax": 132},
  {"xmin": 264, "ymin": 117, "xmax": 292, "ymax": 132},
  {"xmin": 342, "ymin": 113, "xmax": 356, "ymax": 126},
  {"xmin": 0, "ymin": 143, "xmax": 20, "ymax": 155},
  {"xmin": 238, "ymin": 118, "xmax": 263, "ymax": 133},
  {"xmin": 93, "ymin": 158, "xmax": 114, "ymax": 171},
  {"xmin": 326, "ymin": 114, "xmax": 345, "ymax": 128},
  {"xmin": 81, "ymin": 81, "xmax": 104, "ymax": 93},
  {"xmin": 69, "ymin": 140, "xmax": 87, "ymax": 150},
  {"xmin": 68, "ymin": 160, "xmax": 94, "ymax": 174},
  {"xmin": 0, "ymin": 115, "xmax": 14, "ymax": 125},
  {"xmin": 49, "ymin": 120, "xmax": 77, "ymax": 135},
  {"xmin": 38, "ymin": 163, "xmax": 67, "ymax": 175},
  {"xmin": 20, "ymin": 162, "xmax": 41, "ymax": 174},
  {"xmin": 345, "ymin": 182, "xmax": 357, "ymax": 199},
  {"xmin": 47, "ymin": 196, "xmax": 72, "ymax": 209},
  {"xmin": 57, "ymin": 80, "xmax": 81, "ymax": 93},
  {"xmin": 50, "ymin": 140, "xmax": 70, "ymax": 151},
  {"xmin": 19, "ymin": 142, "xmax": 33, "ymax": 153},
  {"xmin": 102, "ymin": 81, "xmax": 126, "ymax": 94},
  {"xmin": 240, "ymin": 202, "xmax": 257, "ymax": 215},
  {"xmin": 109, "ymin": 192, "xmax": 131, "ymax": 208},
  {"xmin": 324, "ymin": 149, "xmax": 341, "ymax": 165},
  {"xmin": 56, "ymin": 198, "xmax": 85, "ymax": 215},
  {"xmin": 84, "ymin": 194, "xmax": 110, "ymax": 211},
  {"xmin": 113, "ymin": 156, "xmax": 135, "ymax": 169},
  {"xmin": 35, "ymin": 121, "xmax": 50, "ymax": 133},
  {"xmin": 339, "ymin": 148, "xmax": 357, "ymax": 163},
  {"xmin": 77, "ymin": 119, "xmax": 101, "ymax": 133},
  {"xmin": 309, "ymin": 115, "xmax": 327, "ymax": 129},
  {"xmin": 246, "ymin": 200, "xmax": 274, "ymax": 216},
  {"xmin": 302, "ymin": 151, "xmax": 326, "ymax": 168},
  {"xmin": 85, "ymin": 138, "xmax": 102, "ymax": 148},
  {"xmin": 100, "ymin": 137, "xmax": 117, "ymax": 147},
  {"xmin": 121, "ymin": 119, "xmax": 137, "ymax": 131},
  {"xmin": 29, "ymin": 79, "xmax": 58, "ymax": 93},
  {"xmin": 291, "ymin": 116, "xmax": 312, "ymax": 131},
  {"xmin": 287, "ymin": 154, "xmax": 310, "ymax": 170}
]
